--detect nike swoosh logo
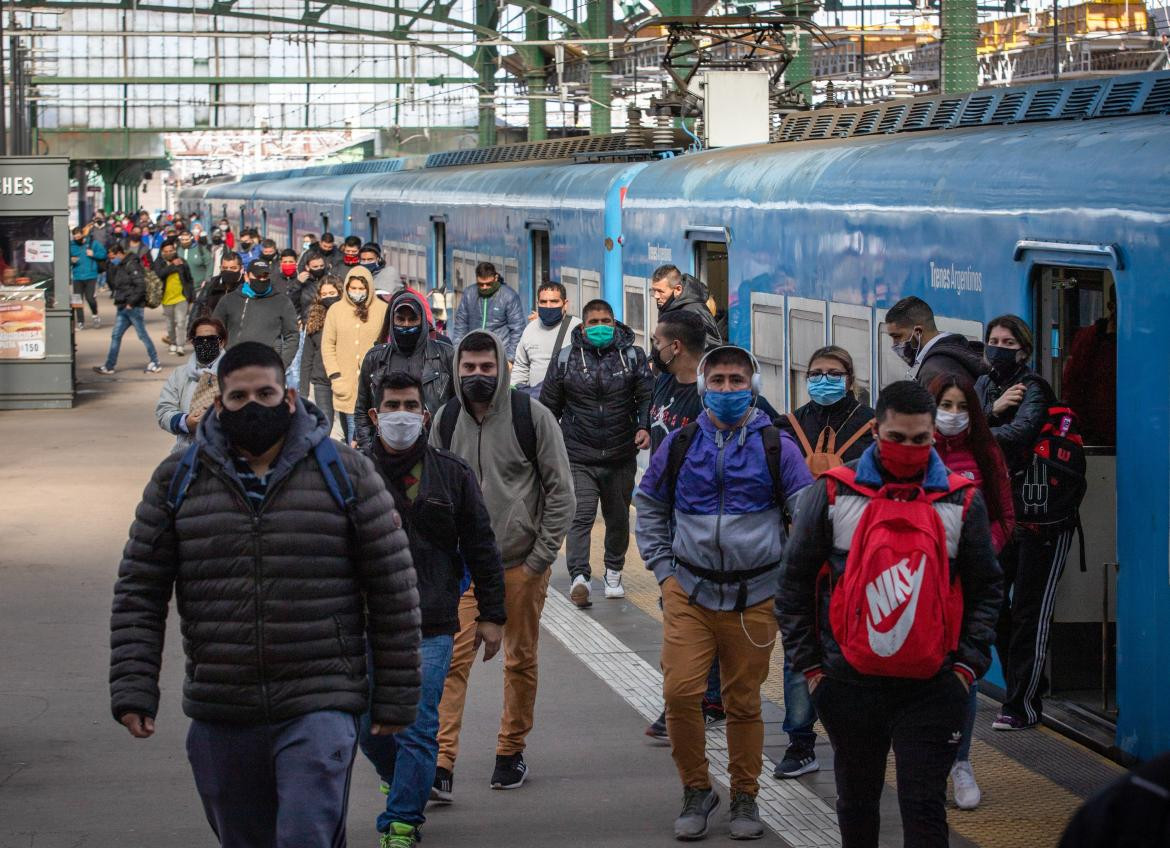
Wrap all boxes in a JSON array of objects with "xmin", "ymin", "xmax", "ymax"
[{"xmin": 867, "ymin": 555, "xmax": 926, "ymax": 658}]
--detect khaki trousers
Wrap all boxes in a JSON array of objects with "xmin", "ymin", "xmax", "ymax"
[
  {"xmin": 436, "ymin": 565, "xmax": 550, "ymax": 770},
  {"xmin": 660, "ymin": 576, "xmax": 777, "ymax": 796}
]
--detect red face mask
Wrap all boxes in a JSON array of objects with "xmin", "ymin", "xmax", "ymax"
[
  {"xmin": 878, "ymin": 439, "xmax": 932, "ymax": 480},
  {"xmin": 342, "ymin": 254, "xmax": 360, "ymax": 265},
  {"xmin": 280, "ymin": 262, "xmax": 297, "ymax": 276}
]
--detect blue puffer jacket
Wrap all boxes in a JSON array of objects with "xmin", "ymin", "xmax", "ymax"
[
  {"xmin": 69, "ymin": 237, "xmax": 107, "ymax": 282},
  {"xmin": 635, "ymin": 407, "xmax": 813, "ymax": 611}
]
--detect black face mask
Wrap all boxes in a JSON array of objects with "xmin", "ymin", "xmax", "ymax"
[
  {"xmin": 220, "ymin": 270, "xmax": 241, "ymax": 287},
  {"xmin": 192, "ymin": 336, "xmax": 221, "ymax": 366},
  {"xmin": 461, "ymin": 375, "xmax": 497, "ymax": 404},
  {"xmin": 320, "ymin": 295, "xmax": 341, "ymax": 309},
  {"xmin": 985, "ymin": 345, "xmax": 1019, "ymax": 379},
  {"xmin": 309, "ymin": 267, "xmax": 326, "ymax": 279},
  {"xmin": 393, "ymin": 323, "xmax": 422, "ymax": 353},
  {"xmin": 650, "ymin": 342, "xmax": 676, "ymax": 374},
  {"xmin": 218, "ymin": 399, "xmax": 294, "ymax": 456}
]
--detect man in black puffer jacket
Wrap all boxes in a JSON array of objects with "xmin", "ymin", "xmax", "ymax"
[
  {"xmin": 110, "ymin": 341, "xmax": 421, "ymax": 848},
  {"xmin": 540, "ymin": 298, "xmax": 653, "ymax": 607},
  {"xmin": 359, "ymin": 370, "xmax": 506, "ymax": 844},
  {"xmin": 94, "ymin": 242, "xmax": 163, "ymax": 374}
]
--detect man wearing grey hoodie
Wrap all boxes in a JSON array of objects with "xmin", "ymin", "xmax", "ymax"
[{"xmin": 428, "ymin": 330, "xmax": 574, "ymax": 798}]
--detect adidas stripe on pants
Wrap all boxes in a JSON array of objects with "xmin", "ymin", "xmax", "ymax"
[{"xmin": 995, "ymin": 527, "xmax": 1075, "ymax": 725}]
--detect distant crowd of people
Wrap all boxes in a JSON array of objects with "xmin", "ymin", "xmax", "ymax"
[{"xmin": 97, "ymin": 209, "xmax": 1128, "ymax": 848}]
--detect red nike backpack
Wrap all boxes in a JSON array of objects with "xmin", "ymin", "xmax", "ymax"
[{"xmin": 824, "ymin": 467, "xmax": 974, "ymax": 679}]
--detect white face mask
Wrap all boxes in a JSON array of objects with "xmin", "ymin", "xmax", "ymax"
[
  {"xmin": 377, "ymin": 411, "xmax": 424, "ymax": 450},
  {"xmin": 936, "ymin": 410, "xmax": 970, "ymax": 437},
  {"xmin": 349, "ymin": 290, "xmax": 367, "ymax": 304}
]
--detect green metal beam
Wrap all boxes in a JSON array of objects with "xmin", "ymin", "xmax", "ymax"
[
  {"xmin": 474, "ymin": 0, "xmax": 499, "ymax": 147},
  {"xmin": 586, "ymin": 0, "xmax": 612, "ymax": 135},
  {"xmin": 785, "ymin": 2, "xmax": 812, "ymax": 100},
  {"xmin": 523, "ymin": 1, "xmax": 549, "ymax": 141},
  {"xmin": 941, "ymin": 0, "xmax": 979, "ymax": 93},
  {"xmin": 35, "ymin": 76, "xmax": 479, "ymax": 85}
]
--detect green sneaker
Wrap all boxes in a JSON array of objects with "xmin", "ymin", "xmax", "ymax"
[{"xmin": 379, "ymin": 822, "xmax": 419, "ymax": 848}]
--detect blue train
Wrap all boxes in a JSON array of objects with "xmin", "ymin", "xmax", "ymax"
[{"xmin": 180, "ymin": 69, "xmax": 1170, "ymax": 762}]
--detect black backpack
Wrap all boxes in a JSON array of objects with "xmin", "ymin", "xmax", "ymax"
[{"xmin": 436, "ymin": 389, "xmax": 539, "ymax": 477}]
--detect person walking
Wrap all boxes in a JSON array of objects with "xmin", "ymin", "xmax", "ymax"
[
  {"xmin": 213, "ymin": 259, "xmax": 300, "ymax": 366},
  {"xmin": 69, "ymin": 225, "xmax": 107, "ymax": 329},
  {"xmin": 428, "ymin": 330, "xmax": 574, "ymax": 799},
  {"xmin": 776, "ymin": 380, "xmax": 1003, "ymax": 848},
  {"xmin": 540, "ymin": 298, "xmax": 652, "ymax": 606},
  {"xmin": 155, "ymin": 316, "xmax": 228, "ymax": 450},
  {"xmin": 322, "ymin": 266, "xmax": 388, "ymax": 441},
  {"xmin": 110, "ymin": 341, "xmax": 422, "ymax": 848},
  {"xmin": 929, "ymin": 374, "xmax": 1015, "ymax": 810},
  {"xmin": 448, "ymin": 261, "xmax": 525, "ymax": 360},
  {"xmin": 975, "ymin": 314, "xmax": 1073, "ymax": 731},
  {"xmin": 353, "ymin": 289, "xmax": 455, "ymax": 451},
  {"xmin": 884, "ymin": 296, "xmax": 986, "ymax": 386},
  {"xmin": 636, "ymin": 345, "xmax": 812, "ymax": 841},
  {"xmin": 299, "ymin": 276, "xmax": 342, "ymax": 430},
  {"xmin": 359, "ymin": 370, "xmax": 507, "ymax": 848},
  {"xmin": 178, "ymin": 228, "xmax": 212, "ymax": 292},
  {"xmin": 510, "ymin": 281, "xmax": 580, "ymax": 396},
  {"xmin": 154, "ymin": 239, "xmax": 196, "ymax": 356},
  {"xmin": 92, "ymin": 243, "xmax": 161, "ymax": 375}
]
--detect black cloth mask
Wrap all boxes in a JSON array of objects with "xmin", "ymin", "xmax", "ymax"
[
  {"xmin": 218, "ymin": 399, "xmax": 293, "ymax": 456},
  {"xmin": 192, "ymin": 336, "xmax": 221, "ymax": 366},
  {"xmin": 985, "ymin": 345, "xmax": 1019, "ymax": 379},
  {"xmin": 461, "ymin": 375, "xmax": 497, "ymax": 404}
]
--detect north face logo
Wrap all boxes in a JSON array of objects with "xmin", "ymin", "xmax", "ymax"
[{"xmin": 865, "ymin": 555, "xmax": 926, "ymax": 658}]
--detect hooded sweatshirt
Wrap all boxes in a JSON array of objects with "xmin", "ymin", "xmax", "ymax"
[
  {"xmin": 428, "ymin": 330, "xmax": 575, "ymax": 573},
  {"xmin": 659, "ymin": 273, "xmax": 722, "ymax": 351},
  {"xmin": 212, "ymin": 277, "xmax": 300, "ymax": 366},
  {"xmin": 353, "ymin": 289, "xmax": 455, "ymax": 450},
  {"xmin": 321, "ymin": 266, "xmax": 389, "ymax": 414}
]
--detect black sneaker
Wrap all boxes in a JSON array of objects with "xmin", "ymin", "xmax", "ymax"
[
  {"xmin": 646, "ymin": 710, "xmax": 670, "ymax": 746},
  {"xmin": 702, "ymin": 698, "xmax": 726, "ymax": 727},
  {"xmin": 490, "ymin": 753, "xmax": 528, "ymax": 789},
  {"xmin": 430, "ymin": 766, "xmax": 454, "ymax": 804},
  {"xmin": 774, "ymin": 744, "xmax": 819, "ymax": 778}
]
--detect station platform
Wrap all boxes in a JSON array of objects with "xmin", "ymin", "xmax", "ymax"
[{"xmin": 0, "ymin": 307, "xmax": 1126, "ymax": 848}]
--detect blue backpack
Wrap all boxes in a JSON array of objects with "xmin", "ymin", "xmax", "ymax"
[{"xmin": 165, "ymin": 438, "xmax": 357, "ymax": 516}]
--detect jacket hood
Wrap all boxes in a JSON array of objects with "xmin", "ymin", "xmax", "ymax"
[
  {"xmin": 670, "ymin": 273, "xmax": 711, "ymax": 310},
  {"xmin": 199, "ymin": 396, "xmax": 331, "ymax": 480},
  {"xmin": 923, "ymin": 334, "xmax": 987, "ymax": 377},
  {"xmin": 454, "ymin": 330, "xmax": 510, "ymax": 414},
  {"xmin": 389, "ymin": 289, "xmax": 435, "ymax": 333},
  {"xmin": 570, "ymin": 320, "xmax": 635, "ymax": 350},
  {"xmin": 342, "ymin": 266, "xmax": 376, "ymax": 305}
]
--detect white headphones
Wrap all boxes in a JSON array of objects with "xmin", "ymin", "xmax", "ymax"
[{"xmin": 695, "ymin": 345, "xmax": 763, "ymax": 397}]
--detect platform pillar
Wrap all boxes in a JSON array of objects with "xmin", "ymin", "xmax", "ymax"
[{"xmin": 941, "ymin": 0, "xmax": 979, "ymax": 94}]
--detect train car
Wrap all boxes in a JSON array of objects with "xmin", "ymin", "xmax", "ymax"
[
  {"xmin": 175, "ymin": 179, "xmax": 233, "ymax": 228},
  {"xmin": 347, "ymin": 160, "xmax": 647, "ymax": 324},
  {"xmin": 203, "ymin": 169, "xmax": 296, "ymax": 238},
  {"xmin": 620, "ymin": 70, "xmax": 1170, "ymax": 761}
]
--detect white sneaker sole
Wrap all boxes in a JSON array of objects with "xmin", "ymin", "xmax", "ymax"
[
  {"xmin": 490, "ymin": 768, "xmax": 528, "ymax": 790},
  {"xmin": 604, "ymin": 586, "xmax": 625, "ymax": 599},
  {"xmin": 776, "ymin": 760, "xmax": 820, "ymax": 778}
]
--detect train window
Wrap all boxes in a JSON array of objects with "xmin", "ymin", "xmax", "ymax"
[
  {"xmin": 750, "ymin": 292, "xmax": 785, "ymax": 409},
  {"xmin": 788, "ymin": 297, "xmax": 827, "ymax": 409},
  {"xmin": 580, "ymin": 270, "xmax": 601, "ymax": 311},
  {"xmin": 368, "ymin": 216, "xmax": 379, "ymax": 245},
  {"xmin": 530, "ymin": 229, "xmax": 550, "ymax": 303},
  {"xmin": 829, "ymin": 302, "xmax": 873, "ymax": 406},
  {"xmin": 560, "ymin": 267, "xmax": 581, "ymax": 315},
  {"xmin": 433, "ymin": 222, "xmax": 447, "ymax": 290},
  {"xmin": 623, "ymin": 275, "xmax": 649, "ymax": 350},
  {"xmin": 693, "ymin": 241, "xmax": 729, "ymax": 336}
]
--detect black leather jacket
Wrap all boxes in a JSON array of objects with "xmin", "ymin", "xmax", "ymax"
[{"xmin": 975, "ymin": 366, "xmax": 1054, "ymax": 474}]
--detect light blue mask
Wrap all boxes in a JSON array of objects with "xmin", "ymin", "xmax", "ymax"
[
  {"xmin": 807, "ymin": 375, "xmax": 848, "ymax": 406},
  {"xmin": 704, "ymin": 389, "xmax": 753, "ymax": 426}
]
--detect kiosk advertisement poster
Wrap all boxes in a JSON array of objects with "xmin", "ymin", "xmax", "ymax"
[{"xmin": 0, "ymin": 288, "xmax": 47, "ymax": 359}]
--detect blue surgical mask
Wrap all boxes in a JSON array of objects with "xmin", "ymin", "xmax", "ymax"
[
  {"xmin": 537, "ymin": 306, "xmax": 563, "ymax": 327},
  {"xmin": 110, "ymin": 256, "xmax": 123, "ymax": 266},
  {"xmin": 704, "ymin": 389, "xmax": 754, "ymax": 426},
  {"xmin": 807, "ymin": 374, "xmax": 848, "ymax": 406}
]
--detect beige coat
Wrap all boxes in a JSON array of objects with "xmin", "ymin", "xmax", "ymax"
[{"xmin": 321, "ymin": 267, "xmax": 387, "ymax": 414}]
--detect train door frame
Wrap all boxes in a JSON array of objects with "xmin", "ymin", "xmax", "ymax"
[
  {"xmin": 321, "ymin": 214, "xmax": 330, "ymax": 236},
  {"xmin": 260, "ymin": 209, "xmax": 268, "ymax": 238},
  {"xmin": 687, "ymin": 227, "xmax": 730, "ymax": 335},
  {"xmin": 1016, "ymin": 239, "xmax": 1121, "ymax": 719},
  {"xmin": 431, "ymin": 216, "xmax": 447, "ymax": 291},
  {"xmin": 286, "ymin": 211, "xmax": 295, "ymax": 250},
  {"xmin": 368, "ymin": 215, "xmax": 379, "ymax": 245},
  {"xmin": 527, "ymin": 223, "xmax": 551, "ymax": 308}
]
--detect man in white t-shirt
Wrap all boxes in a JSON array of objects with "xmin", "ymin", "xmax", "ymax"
[{"xmin": 510, "ymin": 281, "xmax": 581, "ymax": 396}]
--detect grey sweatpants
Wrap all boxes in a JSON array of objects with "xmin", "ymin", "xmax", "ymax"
[{"xmin": 565, "ymin": 458, "xmax": 637, "ymax": 580}]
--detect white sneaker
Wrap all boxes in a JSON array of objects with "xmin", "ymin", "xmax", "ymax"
[
  {"xmin": 175, "ymin": 346, "xmax": 186, "ymax": 356},
  {"xmin": 569, "ymin": 574, "xmax": 591, "ymax": 608},
  {"xmin": 603, "ymin": 569, "xmax": 625, "ymax": 599},
  {"xmin": 92, "ymin": 315, "xmax": 101, "ymax": 328},
  {"xmin": 169, "ymin": 344, "xmax": 178, "ymax": 354},
  {"xmin": 951, "ymin": 760, "xmax": 981, "ymax": 810}
]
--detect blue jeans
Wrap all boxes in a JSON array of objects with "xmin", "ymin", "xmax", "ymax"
[
  {"xmin": 782, "ymin": 656, "xmax": 817, "ymax": 748},
  {"xmin": 359, "ymin": 634, "xmax": 454, "ymax": 832},
  {"xmin": 956, "ymin": 681, "xmax": 978, "ymax": 762},
  {"xmin": 286, "ymin": 329, "xmax": 306, "ymax": 391},
  {"xmin": 104, "ymin": 306, "xmax": 159, "ymax": 369},
  {"xmin": 186, "ymin": 709, "xmax": 359, "ymax": 848}
]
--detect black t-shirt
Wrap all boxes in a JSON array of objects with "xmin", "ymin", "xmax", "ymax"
[{"xmin": 648, "ymin": 372, "xmax": 782, "ymax": 455}]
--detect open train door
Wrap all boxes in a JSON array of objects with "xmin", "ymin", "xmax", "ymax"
[{"xmin": 1021, "ymin": 240, "xmax": 1120, "ymax": 740}]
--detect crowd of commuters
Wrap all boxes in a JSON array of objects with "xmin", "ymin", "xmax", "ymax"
[{"xmin": 100, "ymin": 213, "xmax": 1117, "ymax": 848}]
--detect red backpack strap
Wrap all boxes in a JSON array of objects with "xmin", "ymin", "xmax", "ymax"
[{"xmin": 822, "ymin": 465, "xmax": 879, "ymax": 499}]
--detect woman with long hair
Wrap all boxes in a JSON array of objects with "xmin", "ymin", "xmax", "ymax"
[
  {"xmin": 975, "ymin": 314, "xmax": 1070, "ymax": 734},
  {"xmin": 299, "ymin": 276, "xmax": 341, "ymax": 428},
  {"xmin": 322, "ymin": 267, "xmax": 387, "ymax": 441},
  {"xmin": 930, "ymin": 374, "xmax": 1015, "ymax": 810}
]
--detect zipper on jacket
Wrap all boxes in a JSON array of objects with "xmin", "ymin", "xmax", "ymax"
[
  {"xmin": 714, "ymin": 430, "xmax": 728, "ymax": 605},
  {"xmin": 480, "ymin": 297, "xmax": 488, "ymax": 330}
]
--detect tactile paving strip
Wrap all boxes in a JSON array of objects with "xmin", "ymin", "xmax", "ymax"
[{"xmin": 540, "ymin": 588, "xmax": 843, "ymax": 848}]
